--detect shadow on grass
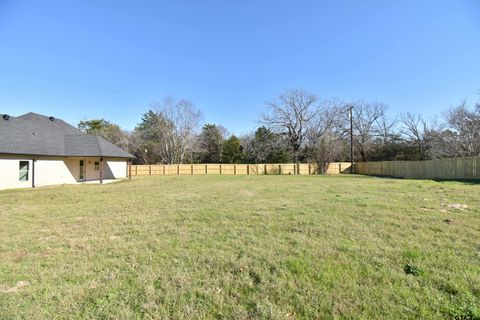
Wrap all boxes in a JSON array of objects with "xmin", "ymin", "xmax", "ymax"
[
  {"xmin": 432, "ymin": 179, "xmax": 480, "ymax": 185},
  {"xmin": 359, "ymin": 174, "xmax": 480, "ymax": 185}
]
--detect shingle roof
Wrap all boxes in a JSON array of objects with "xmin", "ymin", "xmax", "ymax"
[{"xmin": 0, "ymin": 112, "xmax": 134, "ymax": 158}]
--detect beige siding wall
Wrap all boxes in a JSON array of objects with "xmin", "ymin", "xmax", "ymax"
[
  {"xmin": 83, "ymin": 158, "xmax": 127, "ymax": 180},
  {"xmin": 35, "ymin": 158, "xmax": 78, "ymax": 186},
  {"xmin": 55, "ymin": 157, "xmax": 127, "ymax": 181},
  {"xmin": 106, "ymin": 160, "xmax": 127, "ymax": 179},
  {"xmin": 84, "ymin": 158, "xmax": 100, "ymax": 181},
  {"xmin": 0, "ymin": 155, "xmax": 129, "ymax": 190},
  {"xmin": 0, "ymin": 157, "xmax": 33, "ymax": 190}
]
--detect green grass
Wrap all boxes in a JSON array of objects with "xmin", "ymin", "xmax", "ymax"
[{"xmin": 0, "ymin": 175, "xmax": 479, "ymax": 319}]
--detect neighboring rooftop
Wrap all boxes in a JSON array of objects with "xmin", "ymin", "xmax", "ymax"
[{"xmin": 0, "ymin": 112, "xmax": 134, "ymax": 158}]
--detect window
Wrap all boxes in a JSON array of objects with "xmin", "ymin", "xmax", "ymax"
[
  {"xmin": 19, "ymin": 161, "xmax": 29, "ymax": 181},
  {"xmin": 94, "ymin": 161, "xmax": 100, "ymax": 171},
  {"xmin": 79, "ymin": 160, "xmax": 84, "ymax": 180}
]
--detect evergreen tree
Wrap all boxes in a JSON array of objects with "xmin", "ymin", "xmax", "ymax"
[{"xmin": 221, "ymin": 135, "xmax": 244, "ymax": 163}]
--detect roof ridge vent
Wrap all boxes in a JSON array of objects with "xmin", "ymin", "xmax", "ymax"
[
  {"xmin": 2, "ymin": 114, "xmax": 10, "ymax": 121},
  {"xmin": 49, "ymin": 116, "xmax": 55, "ymax": 121}
]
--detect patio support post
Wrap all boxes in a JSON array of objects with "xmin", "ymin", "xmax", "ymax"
[
  {"xmin": 100, "ymin": 157, "xmax": 104, "ymax": 184},
  {"xmin": 32, "ymin": 159, "xmax": 36, "ymax": 188}
]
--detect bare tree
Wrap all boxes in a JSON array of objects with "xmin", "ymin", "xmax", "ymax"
[
  {"xmin": 305, "ymin": 102, "xmax": 346, "ymax": 173},
  {"xmin": 310, "ymin": 132, "xmax": 347, "ymax": 173},
  {"xmin": 375, "ymin": 115, "xmax": 397, "ymax": 145},
  {"xmin": 444, "ymin": 101, "xmax": 480, "ymax": 157},
  {"xmin": 351, "ymin": 102, "xmax": 387, "ymax": 161},
  {"xmin": 399, "ymin": 113, "xmax": 449, "ymax": 160},
  {"xmin": 132, "ymin": 97, "xmax": 202, "ymax": 164},
  {"xmin": 373, "ymin": 114, "xmax": 399, "ymax": 160},
  {"xmin": 261, "ymin": 89, "xmax": 321, "ymax": 162},
  {"xmin": 400, "ymin": 113, "xmax": 429, "ymax": 160},
  {"xmin": 151, "ymin": 97, "xmax": 202, "ymax": 164}
]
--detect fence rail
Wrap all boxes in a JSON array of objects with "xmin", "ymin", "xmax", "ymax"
[
  {"xmin": 129, "ymin": 162, "xmax": 352, "ymax": 177},
  {"xmin": 355, "ymin": 157, "xmax": 480, "ymax": 180}
]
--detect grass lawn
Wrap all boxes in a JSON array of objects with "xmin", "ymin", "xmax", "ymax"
[{"xmin": 0, "ymin": 175, "xmax": 479, "ymax": 319}]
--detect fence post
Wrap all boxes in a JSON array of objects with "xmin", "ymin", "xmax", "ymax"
[
  {"xmin": 135, "ymin": 165, "xmax": 138, "ymax": 176},
  {"xmin": 149, "ymin": 165, "xmax": 152, "ymax": 175},
  {"xmin": 163, "ymin": 165, "xmax": 165, "ymax": 175},
  {"xmin": 191, "ymin": 164, "xmax": 194, "ymax": 175},
  {"xmin": 264, "ymin": 164, "xmax": 267, "ymax": 175},
  {"xmin": 234, "ymin": 165, "xmax": 237, "ymax": 175},
  {"xmin": 279, "ymin": 164, "xmax": 282, "ymax": 175},
  {"xmin": 247, "ymin": 165, "xmax": 250, "ymax": 175},
  {"xmin": 177, "ymin": 165, "xmax": 180, "ymax": 175},
  {"xmin": 308, "ymin": 164, "xmax": 311, "ymax": 175},
  {"xmin": 205, "ymin": 164, "xmax": 208, "ymax": 175},
  {"xmin": 220, "ymin": 164, "xmax": 222, "ymax": 175}
]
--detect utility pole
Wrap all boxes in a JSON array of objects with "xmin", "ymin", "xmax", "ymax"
[{"xmin": 348, "ymin": 105, "xmax": 354, "ymax": 174}]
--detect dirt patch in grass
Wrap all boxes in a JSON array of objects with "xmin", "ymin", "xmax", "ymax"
[
  {"xmin": 446, "ymin": 203, "xmax": 468, "ymax": 210},
  {"xmin": 1, "ymin": 281, "xmax": 29, "ymax": 293}
]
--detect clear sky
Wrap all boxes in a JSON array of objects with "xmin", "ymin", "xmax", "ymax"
[{"xmin": 1, "ymin": 0, "xmax": 479, "ymax": 135}]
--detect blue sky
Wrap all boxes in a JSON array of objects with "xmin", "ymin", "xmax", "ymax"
[{"xmin": 0, "ymin": 0, "xmax": 479, "ymax": 134}]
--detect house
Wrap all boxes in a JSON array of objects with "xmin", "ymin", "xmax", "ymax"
[{"xmin": 0, "ymin": 112, "xmax": 134, "ymax": 190}]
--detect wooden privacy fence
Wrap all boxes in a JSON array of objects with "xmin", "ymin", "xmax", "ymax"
[
  {"xmin": 355, "ymin": 157, "xmax": 480, "ymax": 180},
  {"xmin": 130, "ymin": 162, "xmax": 352, "ymax": 176}
]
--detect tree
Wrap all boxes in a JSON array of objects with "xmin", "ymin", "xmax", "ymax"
[
  {"xmin": 132, "ymin": 97, "xmax": 202, "ymax": 164},
  {"xmin": 155, "ymin": 97, "xmax": 202, "ymax": 164},
  {"xmin": 305, "ymin": 103, "xmax": 346, "ymax": 172},
  {"xmin": 444, "ymin": 101, "xmax": 480, "ymax": 157},
  {"xmin": 308, "ymin": 132, "xmax": 347, "ymax": 173},
  {"xmin": 351, "ymin": 102, "xmax": 387, "ymax": 162},
  {"xmin": 370, "ymin": 114, "xmax": 401, "ymax": 161},
  {"xmin": 427, "ymin": 128, "xmax": 458, "ymax": 159},
  {"xmin": 221, "ymin": 135, "xmax": 244, "ymax": 163},
  {"xmin": 197, "ymin": 124, "xmax": 227, "ymax": 163},
  {"xmin": 78, "ymin": 118, "xmax": 129, "ymax": 151},
  {"xmin": 244, "ymin": 126, "xmax": 292, "ymax": 163},
  {"xmin": 128, "ymin": 129, "xmax": 148, "ymax": 164},
  {"xmin": 399, "ymin": 113, "xmax": 431, "ymax": 160},
  {"xmin": 261, "ymin": 89, "xmax": 321, "ymax": 162},
  {"xmin": 130, "ymin": 110, "xmax": 167, "ymax": 164},
  {"xmin": 399, "ymin": 113, "xmax": 449, "ymax": 160}
]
